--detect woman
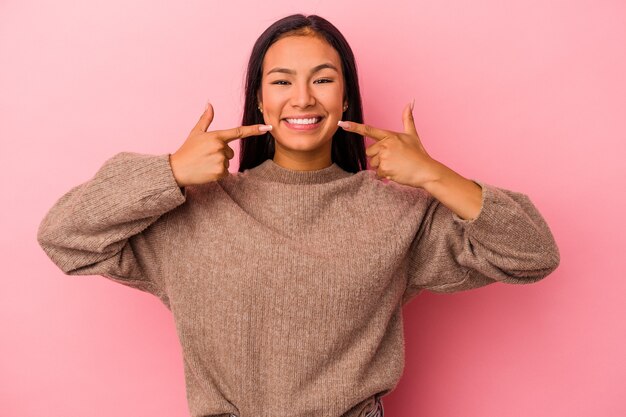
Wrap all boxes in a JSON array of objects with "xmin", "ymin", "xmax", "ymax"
[{"xmin": 37, "ymin": 14, "xmax": 560, "ymax": 417}]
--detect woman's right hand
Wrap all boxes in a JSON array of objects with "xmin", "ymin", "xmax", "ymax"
[{"xmin": 169, "ymin": 102, "xmax": 272, "ymax": 187}]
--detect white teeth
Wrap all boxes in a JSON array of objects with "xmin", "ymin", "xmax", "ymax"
[{"xmin": 285, "ymin": 117, "xmax": 321, "ymax": 125}]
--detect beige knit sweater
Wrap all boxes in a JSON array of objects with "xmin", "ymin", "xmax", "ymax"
[{"xmin": 37, "ymin": 152, "xmax": 560, "ymax": 417}]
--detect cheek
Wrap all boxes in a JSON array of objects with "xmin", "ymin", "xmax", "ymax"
[
  {"xmin": 263, "ymin": 96, "xmax": 284, "ymax": 117},
  {"xmin": 326, "ymin": 86, "xmax": 345, "ymax": 109}
]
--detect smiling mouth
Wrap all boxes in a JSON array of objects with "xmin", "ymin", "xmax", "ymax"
[
  {"xmin": 282, "ymin": 116, "xmax": 325, "ymax": 131},
  {"xmin": 282, "ymin": 116, "xmax": 324, "ymax": 125}
]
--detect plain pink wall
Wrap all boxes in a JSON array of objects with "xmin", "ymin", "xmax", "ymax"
[{"xmin": 1, "ymin": 0, "xmax": 624, "ymax": 416}]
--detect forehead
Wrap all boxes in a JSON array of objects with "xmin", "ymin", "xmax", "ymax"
[{"xmin": 262, "ymin": 35, "xmax": 342, "ymax": 73}]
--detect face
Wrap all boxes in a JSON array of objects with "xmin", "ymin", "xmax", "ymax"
[{"xmin": 257, "ymin": 35, "xmax": 347, "ymax": 158}]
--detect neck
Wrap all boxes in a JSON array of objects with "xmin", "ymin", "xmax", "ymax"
[
  {"xmin": 271, "ymin": 142, "xmax": 333, "ymax": 171},
  {"xmin": 272, "ymin": 155, "xmax": 333, "ymax": 171}
]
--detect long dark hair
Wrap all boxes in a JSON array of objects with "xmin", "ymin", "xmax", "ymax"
[{"xmin": 238, "ymin": 14, "xmax": 367, "ymax": 173}]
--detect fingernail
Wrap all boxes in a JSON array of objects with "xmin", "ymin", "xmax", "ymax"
[
  {"xmin": 205, "ymin": 100, "xmax": 210, "ymax": 112},
  {"xmin": 259, "ymin": 124, "xmax": 272, "ymax": 132},
  {"xmin": 410, "ymin": 98, "xmax": 415, "ymax": 111},
  {"xmin": 338, "ymin": 120, "xmax": 351, "ymax": 129}
]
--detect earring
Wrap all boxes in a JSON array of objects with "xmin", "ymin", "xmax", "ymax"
[
  {"xmin": 343, "ymin": 104, "xmax": 348, "ymax": 112},
  {"xmin": 258, "ymin": 106, "xmax": 263, "ymax": 113}
]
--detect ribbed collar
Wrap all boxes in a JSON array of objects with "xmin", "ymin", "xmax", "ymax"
[{"xmin": 245, "ymin": 158, "xmax": 353, "ymax": 185}]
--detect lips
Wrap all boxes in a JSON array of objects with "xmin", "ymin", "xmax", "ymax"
[{"xmin": 282, "ymin": 113, "xmax": 323, "ymax": 120}]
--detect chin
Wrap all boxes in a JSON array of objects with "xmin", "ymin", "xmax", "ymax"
[{"xmin": 274, "ymin": 136, "xmax": 328, "ymax": 152}]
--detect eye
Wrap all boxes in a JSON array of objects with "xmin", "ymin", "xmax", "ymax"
[{"xmin": 270, "ymin": 79, "xmax": 334, "ymax": 85}]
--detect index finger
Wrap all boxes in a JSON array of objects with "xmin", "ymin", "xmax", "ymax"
[
  {"xmin": 213, "ymin": 124, "xmax": 273, "ymax": 143},
  {"xmin": 338, "ymin": 120, "xmax": 392, "ymax": 142}
]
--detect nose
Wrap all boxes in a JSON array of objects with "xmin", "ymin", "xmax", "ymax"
[{"xmin": 290, "ymin": 80, "xmax": 315, "ymax": 108}]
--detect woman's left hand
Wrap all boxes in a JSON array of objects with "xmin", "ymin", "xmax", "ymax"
[{"xmin": 338, "ymin": 102, "xmax": 443, "ymax": 189}]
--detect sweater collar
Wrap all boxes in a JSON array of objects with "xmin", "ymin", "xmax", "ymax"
[{"xmin": 245, "ymin": 158, "xmax": 353, "ymax": 185}]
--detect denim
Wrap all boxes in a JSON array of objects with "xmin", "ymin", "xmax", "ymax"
[{"xmin": 364, "ymin": 396, "xmax": 384, "ymax": 417}]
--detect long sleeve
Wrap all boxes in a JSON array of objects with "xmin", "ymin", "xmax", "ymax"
[
  {"xmin": 37, "ymin": 152, "xmax": 186, "ymax": 303},
  {"xmin": 402, "ymin": 180, "xmax": 560, "ymax": 303}
]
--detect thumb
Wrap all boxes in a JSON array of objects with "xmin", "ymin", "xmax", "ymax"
[
  {"xmin": 402, "ymin": 101, "xmax": 418, "ymax": 136},
  {"xmin": 192, "ymin": 101, "xmax": 215, "ymax": 135}
]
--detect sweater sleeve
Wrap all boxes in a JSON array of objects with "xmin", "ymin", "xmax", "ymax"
[
  {"xmin": 402, "ymin": 180, "xmax": 560, "ymax": 303},
  {"xmin": 36, "ymin": 152, "xmax": 186, "ymax": 302}
]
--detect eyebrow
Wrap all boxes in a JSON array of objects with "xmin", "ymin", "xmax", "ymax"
[{"xmin": 265, "ymin": 63, "xmax": 339, "ymax": 76}]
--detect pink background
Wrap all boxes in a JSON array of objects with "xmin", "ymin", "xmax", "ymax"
[{"xmin": 2, "ymin": 0, "xmax": 624, "ymax": 416}]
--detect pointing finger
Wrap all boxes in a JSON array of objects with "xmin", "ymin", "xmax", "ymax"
[
  {"xmin": 338, "ymin": 120, "xmax": 391, "ymax": 142},
  {"xmin": 213, "ymin": 124, "xmax": 273, "ymax": 143}
]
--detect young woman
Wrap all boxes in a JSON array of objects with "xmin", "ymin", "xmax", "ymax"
[{"xmin": 37, "ymin": 14, "xmax": 560, "ymax": 417}]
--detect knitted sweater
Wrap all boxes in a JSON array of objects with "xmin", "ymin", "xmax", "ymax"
[{"xmin": 37, "ymin": 152, "xmax": 560, "ymax": 417}]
